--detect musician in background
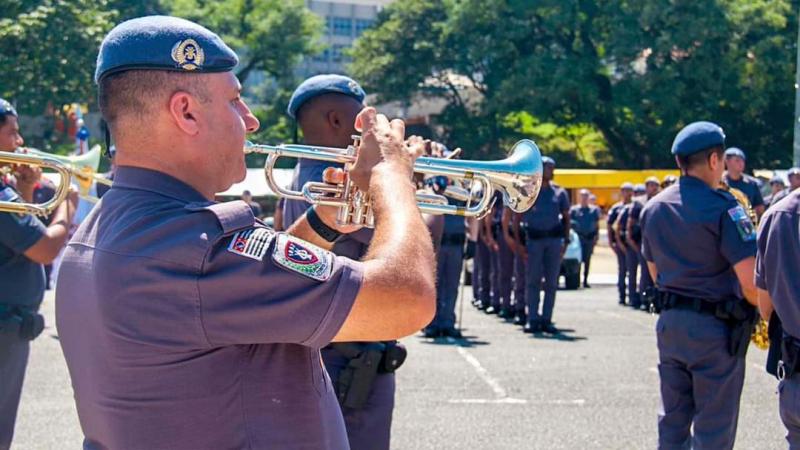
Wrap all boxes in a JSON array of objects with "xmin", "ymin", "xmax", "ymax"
[
  {"xmin": 724, "ymin": 147, "xmax": 765, "ymax": 219},
  {"xmin": 0, "ymin": 98, "xmax": 76, "ymax": 450}
]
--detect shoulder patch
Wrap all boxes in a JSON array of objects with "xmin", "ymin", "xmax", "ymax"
[
  {"xmin": 0, "ymin": 186, "xmax": 19, "ymax": 203},
  {"xmin": 227, "ymin": 227, "xmax": 274, "ymax": 261},
  {"xmin": 272, "ymin": 233, "xmax": 333, "ymax": 282},
  {"xmin": 727, "ymin": 205, "xmax": 756, "ymax": 242}
]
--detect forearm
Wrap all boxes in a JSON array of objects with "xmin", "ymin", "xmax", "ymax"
[
  {"xmin": 757, "ymin": 288, "xmax": 774, "ymax": 321},
  {"xmin": 284, "ymin": 211, "xmax": 337, "ymax": 251}
]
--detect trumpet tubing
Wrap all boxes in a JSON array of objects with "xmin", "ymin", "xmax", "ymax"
[
  {"xmin": 245, "ymin": 137, "xmax": 543, "ymax": 227},
  {"xmin": 0, "ymin": 152, "xmax": 72, "ymax": 216}
]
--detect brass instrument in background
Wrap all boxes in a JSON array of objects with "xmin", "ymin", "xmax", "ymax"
[
  {"xmin": 719, "ymin": 179, "xmax": 768, "ymax": 350},
  {"xmin": 245, "ymin": 137, "xmax": 543, "ymax": 227},
  {"xmin": 0, "ymin": 145, "xmax": 112, "ymax": 216}
]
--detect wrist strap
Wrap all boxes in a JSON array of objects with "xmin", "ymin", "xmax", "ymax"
[{"xmin": 306, "ymin": 206, "xmax": 341, "ymax": 242}]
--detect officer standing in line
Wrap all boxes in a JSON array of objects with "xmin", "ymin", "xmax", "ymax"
[
  {"xmin": 569, "ymin": 188, "xmax": 600, "ymax": 288},
  {"xmin": 662, "ymin": 175, "xmax": 678, "ymax": 189},
  {"xmin": 769, "ymin": 167, "xmax": 800, "ymax": 207},
  {"xmin": 626, "ymin": 177, "xmax": 660, "ymax": 310},
  {"xmin": 56, "ymin": 17, "xmax": 435, "ymax": 450},
  {"xmin": 724, "ymin": 147, "xmax": 765, "ymax": 219},
  {"xmin": 486, "ymin": 193, "xmax": 514, "ymax": 317},
  {"xmin": 763, "ymin": 175, "xmax": 785, "ymax": 209},
  {"xmin": 281, "ymin": 74, "xmax": 407, "ymax": 449},
  {"xmin": 640, "ymin": 121, "xmax": 758, "ymax": 450},
  {"xmin": 513, "ymin": 156, "xmax": 570, "ymax": 334},
  {"xmin": 502, "ymin": 208, "xmax": 527, "ymax": 325},
  {"xmin": 755, "ymin": 185, "xmax": 800, "ymax": 448},
  {"xmin": 428, "ymin": 175, "xmax": 468, "ymax": 337},
  {"xmin": 241, "ymin": 189, "xmax": 262, "ymax": 218},
  {"xmin": 0, "ymin": 99, "xmax": 77, "ymax": 450},
  {"xmin": 473, "ymin": 213, "xmax": 493, "ymax": 310},
  {"xmin": 608, "ymin": 183, "xmax": 634, "ymax": 305},
  {"xmin": 617, "ymin": 184, "xmax": 644, "ymax": 308}
]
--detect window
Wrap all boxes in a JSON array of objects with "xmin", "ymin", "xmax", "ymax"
[
  {"xmin": 331, "ymin": 45, "xmax": 346, "ymax": 62},
  {"xmin": 354, "ymin": 19, "xmax": 374, "ymax": 36},
  {"xmin": 330, "ymin": 16, "xmax": 352, "ymax": 36}
]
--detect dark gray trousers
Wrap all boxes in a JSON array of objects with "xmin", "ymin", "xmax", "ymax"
[
  {"xmin": 613, "ymin": 244, "xmax": 627, "ymax": 301},
  {"xmin": 656, "ymin": 309, "xmax": 745, "ymax": 450},
  {"xmin": 0, "ymin": 333, "xmax": 29, "ymax": 450},
  {"xmin": 513, "ymin": 254, "xmax": 526, "ymax": 313},
  {"xmin": 625, "ymin": 246, "xmax": 640, "ymax": 305},
  {"xmin": 434, "ymin": 244, "xmax": 464, "ymax": 330},
  {"xmin": 779, "ymin": 376, "xmax": 800, "ymax": 449},
  {"xmin": 491, "ymin": 236, "xmax": 514, "ymax": 309},
  {"xmin": 473, "ymin": 239, "xmax": 491, "ymax": 305},
  {"xmin": 525, "ymin": 238, "xmax": 562, "ymax": 325}
]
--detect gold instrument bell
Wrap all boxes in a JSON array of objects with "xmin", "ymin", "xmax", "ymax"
[
  {"xmin": 22, "ymin": 145, "xmax": 112, "ymax": 203},
  {"xmin": 719, "ymin": 179, "xmax": 768, "ymax": 350}
]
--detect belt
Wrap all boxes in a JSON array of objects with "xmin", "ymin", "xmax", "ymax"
[
  {"xmin": 576, "ymin": 231, "xmax": 598, "ymax": 240},
  {"xmin": 659, "ymin": 293, "xmax": 719, "ymax": 316},
  {"xmin": 526, "ymin": 227, "xmax": 563, "ymax": 240}
]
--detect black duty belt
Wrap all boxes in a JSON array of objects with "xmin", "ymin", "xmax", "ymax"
[
  {"xmin": 526, "ymin": 227, "xmax": 563, "ymax": 240},
  {"xmin": 441, "ymin": 234, "xmax": 466, "ymax": 246},
  {"xmin": 0, "ymin": 303, "xmax": 44, "ymax": 341},
  {"xmin": 328, "ymin": 342, "xmax": 407, "ymax": 410}
]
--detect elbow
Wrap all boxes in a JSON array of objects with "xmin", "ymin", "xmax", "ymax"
[{"xmin": 394, "ymin": 274, "xmax": 436, "ymax": 338}]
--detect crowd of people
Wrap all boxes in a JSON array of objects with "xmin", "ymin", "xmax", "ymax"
[{"xmin": 2, "ymin": 13, "xmax": 800, "ymax": 450}]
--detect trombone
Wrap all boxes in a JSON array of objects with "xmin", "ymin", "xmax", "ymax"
[
  {"xmin": 0, "ymin": 145, "xmax": 112, "ymax": 217},
  {"xmin": 245, "ymin": 137, "xmax": 543, "ymax": 227}
]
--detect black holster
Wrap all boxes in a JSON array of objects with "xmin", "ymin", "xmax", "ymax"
[
  {"xmin": 0, "ymin": 305, "xmax": 44, "ymax": 341},
  {"xmin": 780, "ymin": 334, "xmax": 800, "ymax": 380},
  {"xmin": 333, "ymin": 342, "xmax": 407, "ymax": 410},
  {"xmin": 766, "ymin": 312, "xmax": 783, "ymax": 377}
]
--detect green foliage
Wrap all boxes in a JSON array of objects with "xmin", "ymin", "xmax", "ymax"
[
  {"xmin": 169, "ymin": 0, "xmax": 321, "ymax": 84},
  {"xmin": 351, "ymin": 0, "xmax": 799, "ymax": 169}
]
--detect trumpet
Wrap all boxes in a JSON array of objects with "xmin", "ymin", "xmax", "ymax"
[
  {"xmin": 245, "ymin": 137, "xmax": 543, "ymax": 227},
  {"xmin": 0, "ymin": 145, "xmax": 112, "ymax": 216}
]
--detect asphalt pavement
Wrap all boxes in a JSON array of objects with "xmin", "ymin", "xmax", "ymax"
[{"xmin": 11, "ymin": 282, "xmax": 787, "ymax": 450}]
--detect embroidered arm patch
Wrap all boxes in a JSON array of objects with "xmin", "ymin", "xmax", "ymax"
[
  {"xmin": 227, "ymin": 228, "xmax": 274, "ymax": 261},
  {"xmin": 727, "ymin": 206, "xmax": 756, "ymax": 242},
  {"xmin": 272, "ymin": 233, "xmax": 333, "ymax": 282}
]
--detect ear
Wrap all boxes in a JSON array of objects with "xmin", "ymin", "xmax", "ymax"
[
  {"xmin": 168, "ymin": 91, "xmax": 202, "ymax": 136},
  {"xmin": 326, "ymin": 109, "xmax": 342, "ymax": 131}
]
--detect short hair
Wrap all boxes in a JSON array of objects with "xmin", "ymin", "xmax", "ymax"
[
  {"xmin": 677, "ymin": 145, "xmax": 724, "ymax": 171},
  {"xmin": 242, "ymin": 190, "xmax": 251, "ymax": 196},
  {"xmin": 98, "ymin": 70, "xmax": 211, "ymax": 129}
]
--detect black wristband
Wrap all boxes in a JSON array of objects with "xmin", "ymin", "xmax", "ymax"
[{"xmin": 306, "ymin": 206, "xmax": 341, "ymax": 242}]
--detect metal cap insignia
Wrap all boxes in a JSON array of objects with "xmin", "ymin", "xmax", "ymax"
[{"xmin": 171, "ymin": 38, "xmax": 205, "ymax": 71}]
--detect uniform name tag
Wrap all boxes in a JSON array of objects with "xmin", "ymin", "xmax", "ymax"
[
  {"xmin": 227, "ymin": 228, "xmax": 274, "ymax": 261},
  {"xmin": 272, "ymin": 233, "xmax": 333, "ymax": 282},
  {"xmin": 727, "ymin": 206, "xmax": 756, "ymax": 242}
]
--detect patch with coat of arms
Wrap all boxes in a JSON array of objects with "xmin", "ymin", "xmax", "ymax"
[
  {"xmin": 272, "ymin": 233, "xmax": 333, "ymax": 282},
  {"xmin": 727, "ymin": 205, "xmax": 756, "ymax": 242},
  {"xmin": 227, "ymin": 228, "xmax": 274, "ymax": 261}
]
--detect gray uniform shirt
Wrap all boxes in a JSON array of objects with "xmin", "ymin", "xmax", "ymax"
[
  {"xmin": 756, "ymin": 189, "xmax": 800, "ymax": 338},
  {"xmin": 569, "ymin": 205, "xmax": 600, "ymax": 237},
  {"xmin": 0, "ymin": 182, "xmax": 46, "ymax": 307},
  {"xmin": 641, "ymin": 176, "xmax": 756, "ymax": 301},
  {"xmin": 56, "ymin": 167, "xmax": 364, "ymax": 450}
]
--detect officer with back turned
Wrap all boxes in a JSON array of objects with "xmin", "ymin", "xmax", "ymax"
[
  {"xmin": 756, "ymin": 181, "xmax": 800, "ymax": 448},
  {"xmin": 569, "ymin": 189, "xmax": 600, "ymax": 288},
  {"xmin": 640, "ymin": 121, "xmax": 758, "ymax": 449}
]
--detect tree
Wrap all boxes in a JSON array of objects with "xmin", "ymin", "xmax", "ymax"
[{"xmin": 351, "ymin": 0, "xmax": 798, "ymax": 169}]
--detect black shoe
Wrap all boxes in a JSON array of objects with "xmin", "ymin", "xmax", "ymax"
[
  {"xmin": 583, "ymin": 282, "xmax": 591, "ymax": 288},
  {"xmin": 541, "ymin": 323, "xmax": 558, "ymax": 334},
  {"xmin": 443, "ymin": 328, "xmax": 463, "ymax": 339},
  {"xmin": 523, "ymin": 323, "xmax": 541, "ymax": 334},
  {"xmin": 485, "ymin": 305, "xmax": 499, "ymax": 315},
  {"xmin": 630, "ymin": 302, "xmax": 642, "ymax": 310},
  {"xmin": 497, "ymin": 308, "xmax": 512, "ymax": 319},
  {"xmin": 476, "ymin": 302, "xmax": 490, "ymax": 310},
  {"xmin": 513, "ymin": 313, "xmax": 527, "ymax": 326},
  {"xmin": 423, "ymin": 327, "xmax": 439, "ymax": 338}
]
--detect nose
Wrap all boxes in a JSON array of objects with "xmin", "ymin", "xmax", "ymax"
[
  {"xmin": 16, "ymin": 134, "xmax": 23, "ymax": 147},
  {"xmin": 240, "ymin": 102, "xmax": 260, "ymax": 134}
]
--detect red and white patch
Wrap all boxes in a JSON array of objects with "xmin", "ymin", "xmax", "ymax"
[{"xmin": 227, "ymin": 228, "xmax": 274, "ymax": 261}]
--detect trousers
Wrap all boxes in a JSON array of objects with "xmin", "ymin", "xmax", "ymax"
[
  {"xmin": 0, "ymin": 332, "xmax": 29, "ymax": 450},
  {"xmin": 525, "ymin": 237, "xmax": 562, "ymax": 325},
  {"xmin": 433, "ymin": 244, "xmax": 464, "ymax": 330},
  {"xmin": 656, "ymin": 309, "xmax": 745, "ymax": 450}
]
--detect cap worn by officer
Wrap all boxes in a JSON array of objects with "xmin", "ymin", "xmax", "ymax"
[
  {"xmin": 0, "ymin": 98, "xmax": 16, "ymax": 117},
  {"xmin": 789, "ymin": 168, "xmax": 800, "ymax": 178},
  {"xmin": 634, "ymin": 184, "xmax": 646, "ymax": 194},
  {"xmin": 621, "ymin": 182, "xmax": 634, "ymax": 190},
  {"xmin": 94, "ymin": 15, "xmax": 239, "ymax": 83},
  {"xmin": 724, "ymin": 147, "xmax": 745, "ymax": 160},
  {"xmin": 671, "ymin": 121, "xmax": 725, "ymax": 157},
  {"xmin": 542, "ymin": 156, "xmax": 556, "ymax": 167},
  {"xmin": 579, "ymin": 188, "xmax": 590, "ymax": 195},
  {"xmin": 287, "ymin": 74, "xmax": 366, "ymax": 119},
  {"xmin": 645, "ymin": 176, "xmax": 660, "ymax": 186},
  {"xmin": 770, "ymin": 175, "xmax": 785, "ymax": 186}
]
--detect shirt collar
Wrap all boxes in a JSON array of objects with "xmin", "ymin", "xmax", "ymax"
[{"xmin": 112, "ymin": 166, "xmax": 208, "ymax": 203}]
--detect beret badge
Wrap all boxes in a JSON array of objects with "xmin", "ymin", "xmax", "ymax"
[{"xmin": 171, "ymin": 38, "xmax": 205, "ymax": 71}]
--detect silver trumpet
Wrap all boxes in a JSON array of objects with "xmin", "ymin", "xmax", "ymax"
[{"xmin": 244, "ymin": 137, "xmax": 543, "ymax": 227}]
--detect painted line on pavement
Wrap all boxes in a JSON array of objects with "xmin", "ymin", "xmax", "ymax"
[{"xmin": 451, "ymin": 345, "xmax": 527, "ymax": 404}]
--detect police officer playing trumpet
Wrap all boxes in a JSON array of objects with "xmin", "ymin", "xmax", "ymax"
[{"xmin": 640, "ymin": 122, "xmax": 758, "ymax": 449}]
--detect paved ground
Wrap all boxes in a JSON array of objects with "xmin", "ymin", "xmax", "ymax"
[{"xmin": 10, "ymin": 248, "xmax": 787, "ymax": 449}]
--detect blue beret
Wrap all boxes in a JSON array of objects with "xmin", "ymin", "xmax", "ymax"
[
  {"xmin": 542, "ymin": 156, "xmax": 556, "ymax": 166},
  {"xmin": 724, "ymin": 147, "xmax": 746, "ymax": 160},
  {"xmin": 287, "ymin": 74, "xmax": 366, "ymax": 119},
  {"xmin": 620, "ymin": 182, "xmax": 634, "ymax": 190},
  {"xmin": 671, "ymin": 121, "xmax": 725, "ymax": 156},
  {"xmin": 0, "ymin": 98, "xmax": 16, "ymax": 117},
  {"xmin": 95, "ymin": 16, "xmax": 238, "ymax": 83}
]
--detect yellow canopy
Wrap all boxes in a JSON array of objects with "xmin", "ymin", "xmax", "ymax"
[{"xmin": 553, "ymin": 169, "xmax": 680, "ymax": 189}]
